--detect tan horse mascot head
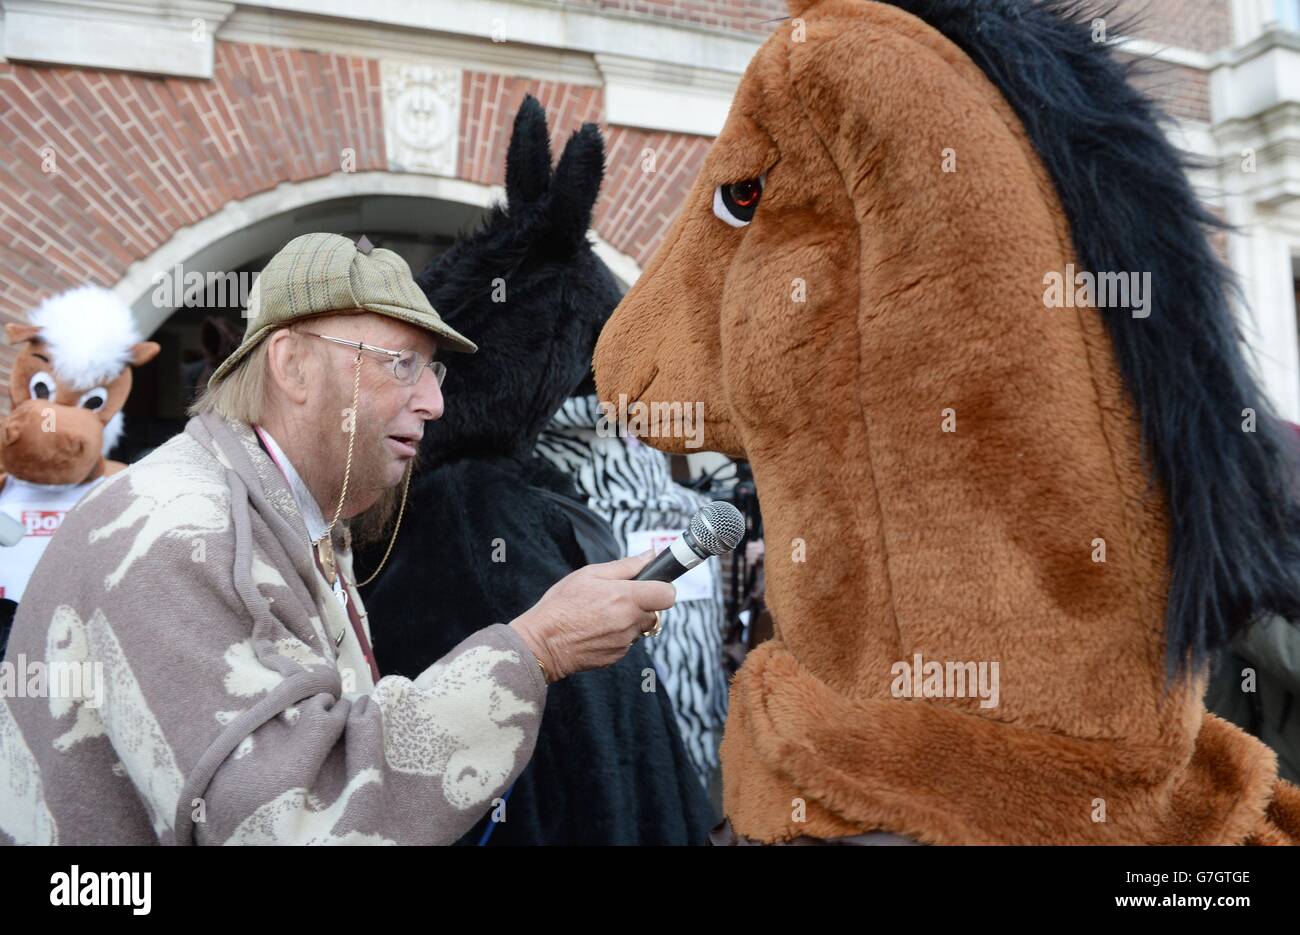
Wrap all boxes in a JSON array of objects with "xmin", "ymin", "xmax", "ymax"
[
  {"xmin": 595, "ymin": 0, "xmax": 1300, "ymax": 844},
  {"xmin": 2, "ymin": 286, "xmax": 159, "ymax": 486}
]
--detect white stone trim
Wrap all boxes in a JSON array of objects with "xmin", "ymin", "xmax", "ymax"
[
  {"xmin": 591, "ymin": 237, "xmax": 642, "ymax": 288},
  {"xmin": 1, "ymin": 0, "xmax": 234, "ymax": 79},
  {"xmin": 1233, "ymin": 0, "xmax": 1300, "ymax": 45},
  {"xmin": 1234, "ymin": 0, "xmax": 1273, "ymax": 46},
  {"xmin": 1209, "ymin": 29, "xmax": 1300, "ymax": 209},
  {"xmin": 1113, "ymin": 37, "xmax": 1214, "ymax": 70},
  {"xmin": 1209, "ymin": 16, "xmax": 1300, "ymax": 421},
  {"xmin": 1222, "ymin": 199, "xmax": 1300, "ymax": 421},
  {"xmin": 218, "ymin": 5, "xmax": 606, "ymax": 86},
  {"xmin": 231, "ymin": 0, "xmax": 763, "ymax": 73},
  {"xmin": 597, "ymin": 53, "xmax": 738, "ymax": 136},
  {"xmin": 1211, "ymin": 29, "xmax": 1300, "ymax": 125},
  {"xmin": 12, "ymin": 3, "xmax": 1233, "ymax": 143},
  {"xmin": 113, "ymin": 170, "xmax": 641, "ymax": 335}
]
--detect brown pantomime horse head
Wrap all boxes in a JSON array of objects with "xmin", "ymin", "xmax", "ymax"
[{"xmin": 595, "ymin": 0, "xmax": 1300, "ymax": 843}]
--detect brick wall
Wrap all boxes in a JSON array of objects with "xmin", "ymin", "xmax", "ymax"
[
  {"xmin": 1126, "ymin": 59, "xmax": 1213, "ymax": 122},
  {"xmin": 0, "ymin": 43, "xmax": 387, "ymax": 391},
  {"xmin": 1110, "ymin": 0, "xmax": 1233, "ymax": 52},
  {"xmin": 599, "ymin": 127, "xmax": 713, "ymax": 267},
  {"xmin": 459, "ymin": 73, "xmax": 604, "ymax": 186}
]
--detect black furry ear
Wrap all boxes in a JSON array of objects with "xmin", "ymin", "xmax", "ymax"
[
  {"xmin": 548, "ymin": 123, "xmax": 606, "ymax": 250},
  {"xmin": 505, "ymin": 95, "xmax": 553, "ymax": 208}
]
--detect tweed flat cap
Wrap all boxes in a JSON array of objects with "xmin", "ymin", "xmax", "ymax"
[{"xmin": 208, "ymin": 232, "xmax": 476, "ymax": 388}]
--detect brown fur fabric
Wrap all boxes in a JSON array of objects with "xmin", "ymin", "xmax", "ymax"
[{"xmin": 594, "ymin": 0, "xmax": 1300, "ymax": 843}]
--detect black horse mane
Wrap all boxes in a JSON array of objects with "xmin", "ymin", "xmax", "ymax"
[{"xmin": 877, "ymin": 0, "xmax": 1300, "ymax": 675}]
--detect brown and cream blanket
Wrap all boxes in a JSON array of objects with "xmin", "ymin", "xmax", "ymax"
[{"xmin": 0, "ymin": 412, "xmax": 547, "ymax": 845}]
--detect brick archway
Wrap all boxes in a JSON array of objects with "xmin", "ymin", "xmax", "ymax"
[{"xmin": 114, "ymin": 171, "xmax": 645, "ymax": 337}]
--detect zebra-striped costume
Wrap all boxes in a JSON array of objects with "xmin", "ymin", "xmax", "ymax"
[{"xmin": 536, "ymin": 394, "xmax": 729, "ymax": 788}]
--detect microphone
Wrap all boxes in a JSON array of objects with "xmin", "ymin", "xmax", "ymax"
[{"xmin": 634, "ymin": 501, "xmax": 745, "ymax": 583}]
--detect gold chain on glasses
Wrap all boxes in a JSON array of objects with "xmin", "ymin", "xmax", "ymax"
[
  {"xmin": 323, "ymin": 349, "xmax": 364, "ymax": 540},
  {"xmin": 323, "ymin": 346, "xmax": 414, "ymax": 589}
]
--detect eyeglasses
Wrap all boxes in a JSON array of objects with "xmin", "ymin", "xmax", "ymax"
[{"xmin": 303, "ymin": 332, "xmax": 446, "ymax": 387}]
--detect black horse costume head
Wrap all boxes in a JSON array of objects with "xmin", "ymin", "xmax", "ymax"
[
  {"xmin": 415, "ymin": 95, "xmax": 624, "ymax": 465},
  {"xmin": 358, "ymin": 95, "xmax": 713, "ymax": 844}
]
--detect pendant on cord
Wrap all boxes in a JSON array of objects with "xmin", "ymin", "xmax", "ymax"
[{"xmin": 316, "ymin": 535, "xmax": 338, "ymax": 588}]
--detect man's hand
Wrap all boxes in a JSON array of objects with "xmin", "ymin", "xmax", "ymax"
[{"xmin": 509, "ymin": 550, "xmax": 675, "ymax": 683}]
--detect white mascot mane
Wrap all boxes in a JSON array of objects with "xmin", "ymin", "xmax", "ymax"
[{"xmin": 26, "ymin": 285, "xmax": 141, "ymax": 456}]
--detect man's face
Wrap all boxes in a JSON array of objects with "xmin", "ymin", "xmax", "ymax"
[{"xmin": 300, "ymin": 311, "xmax": 443, "ymax": 513}]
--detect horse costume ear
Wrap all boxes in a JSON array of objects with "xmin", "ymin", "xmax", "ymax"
[
  {"xmin": 505, "ymin": 94, "xmax": 553, "ymax": 207},
  {"xmin": 5, "ymin": 322, "xmax": 41, "ymax": 345},
  {"xmin": 130, "ymin": 341, "xmax": 161, "ymax": 367},
  {"xmin": 548, "ymin": 122, "xmax": 605, "ymax": 249}
]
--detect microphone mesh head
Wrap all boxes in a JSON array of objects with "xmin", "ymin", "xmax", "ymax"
[{"xmin": 690, "ymin": 501, "xmax": 745, "ymax": 555}]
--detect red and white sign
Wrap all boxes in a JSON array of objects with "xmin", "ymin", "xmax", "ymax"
[
  {"xmin": 0, "ymin": 476, "xmax": 104, "ymax": 603},
  {"xmin": 22, "ymin": 510, "xmax": 66, "ymax": 537}
]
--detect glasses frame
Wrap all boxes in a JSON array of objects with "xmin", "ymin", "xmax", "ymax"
[{"xmin": 303, "ymin": 331, "xmax": 445, "ymax": 387}]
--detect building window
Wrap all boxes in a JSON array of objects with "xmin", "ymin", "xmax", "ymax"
[{"xmin": 1278, "ymin": 0, "xmax": 1300, "ymax": 30}]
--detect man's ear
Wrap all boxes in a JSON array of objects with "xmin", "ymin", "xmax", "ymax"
[{"xmin": 264, "ymin": 329, "xmax": 312, "ymax": 405}]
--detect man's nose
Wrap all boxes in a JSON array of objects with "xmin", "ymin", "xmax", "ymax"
[{"xmin": 411, "ymin": 365, "xmax": 444, "ymax": 420}]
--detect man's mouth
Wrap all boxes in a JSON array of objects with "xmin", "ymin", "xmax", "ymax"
[{"xmin": 386, "ymin": 433, "xmax": 420, "ymax": 458}]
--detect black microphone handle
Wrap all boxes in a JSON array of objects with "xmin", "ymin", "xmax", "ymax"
[{"xmin": 633, "ymin": 547, "xmax": 692, "ymax": 583}]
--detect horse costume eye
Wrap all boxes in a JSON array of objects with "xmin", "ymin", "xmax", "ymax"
[
  {"xmin": 78, "ymin": 387, "xmax": 108, "ymax": 411},
  {"xmin": 29, "ymin": 371, "xmax": 56, "ymax": 400},
  {"xmin": 713, "ymin": 174, "xmax": 766, "ymax": 228}
]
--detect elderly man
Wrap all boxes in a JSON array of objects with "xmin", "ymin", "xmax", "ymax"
[{"xmin": 0, "ymin": 233, "xmax": 673, "ymax": 845}]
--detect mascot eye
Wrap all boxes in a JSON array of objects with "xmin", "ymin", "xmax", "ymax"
[
  {"xmin": 77, "ymin": 388, "xmax": 108, "ymax": 411},
  {"xmin": 29, "ymin": 371, "xmax": 56, "ymax": 401},
  {"xmin": 713, "ymin": 174, "xmax": 766, "ymax": 228}
]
